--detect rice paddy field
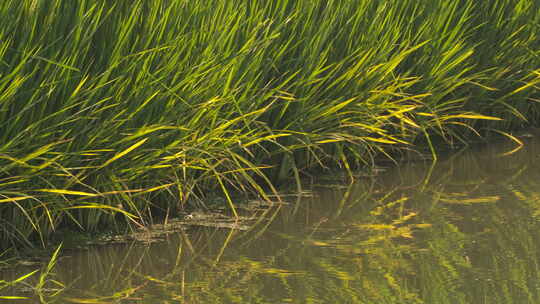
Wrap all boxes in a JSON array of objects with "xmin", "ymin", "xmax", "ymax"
[{"xmin": 0, "ymin": 0, "xmax": 539, "ymax": 249}]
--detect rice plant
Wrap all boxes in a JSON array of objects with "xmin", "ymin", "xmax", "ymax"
[{"xmin": 0, "ymin": 0, "xmax": 538, "ymax": 248}]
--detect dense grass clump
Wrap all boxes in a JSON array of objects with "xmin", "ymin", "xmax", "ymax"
[{"xmin": 0, "ymin": 0, "xmax": 538, "ymax": 248}]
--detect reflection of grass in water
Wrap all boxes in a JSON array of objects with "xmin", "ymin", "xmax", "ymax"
[
  {"xmin": 0, "ymin": 244, "xmax": 64, "ymax": 302},
  {"xmin": 163, "ymin": 146, "xmax": 540, "ymax": 303},
  {"xmin": 372, "ymin": 143, "xmax": 540, "ymax": 303},
  {"xmin": 4, "ymin": 144, "xmax": 540, "ymax": 303}
]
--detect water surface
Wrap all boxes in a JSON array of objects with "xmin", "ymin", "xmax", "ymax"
[{"xmin": 3, "ymin": 138, "xmax": 540, "ymax": 303}]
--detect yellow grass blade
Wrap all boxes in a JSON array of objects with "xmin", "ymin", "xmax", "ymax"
[
  {"xmin": 63, "ymin": 203, "xmax": 138, "ymax": 219},
  {"xmin": 0, "ymin": 296, "xmax": 31, "ymax": 299},
  {"xmin": 316, "ymin": 139, "xmax": 342, "ymax": 144},
  {"xmin": 0, "ymin": 196, "xmax": 34, "ymax": 203},
  {"xmin": 101, "ymin": 138, "xmax": 148, "ymax": 167},
  {"xmin": 36, "ymin": 189, "xmax": 99, "ymax": 197},
  {"xmin": 62, "ymin": 297, "xmax": 112, "ymax": 303},
  {"xmin": 140, "ymin": 183, "xmax": 175, "ymax": 193},
  {"xmin": 440, "ymin": 196, "xmax": 500, "ymax": 204},
  {"xmin": 442, "ymin": 113, "xmax": 502, "ymax": 121},
  {"xmin": 12, "ymin": 269, "xmax": 39, "ymax": 283},
  {"xmin": 362, "ymin": 137, "xmax": 397, "ymax": 144}
]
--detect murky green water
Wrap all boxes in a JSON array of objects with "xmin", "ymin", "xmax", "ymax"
[{"xmin": 3, "ymin": 138, "xmax": 540, "ymax": 303}]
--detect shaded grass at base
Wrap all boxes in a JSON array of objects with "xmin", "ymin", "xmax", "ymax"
[{"xmin": 0, "ymin": 0, "xmax": 539, "ymax": 249}]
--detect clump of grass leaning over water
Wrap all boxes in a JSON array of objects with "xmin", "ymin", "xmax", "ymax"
[{"xmin": 0, "ymin": 0, "xmax": 538, "ymax": 248}]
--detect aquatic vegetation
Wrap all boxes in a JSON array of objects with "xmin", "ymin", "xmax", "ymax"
[{"xmin": 0, "ymin": 0, "xmax": 539, "ymax": 248}]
